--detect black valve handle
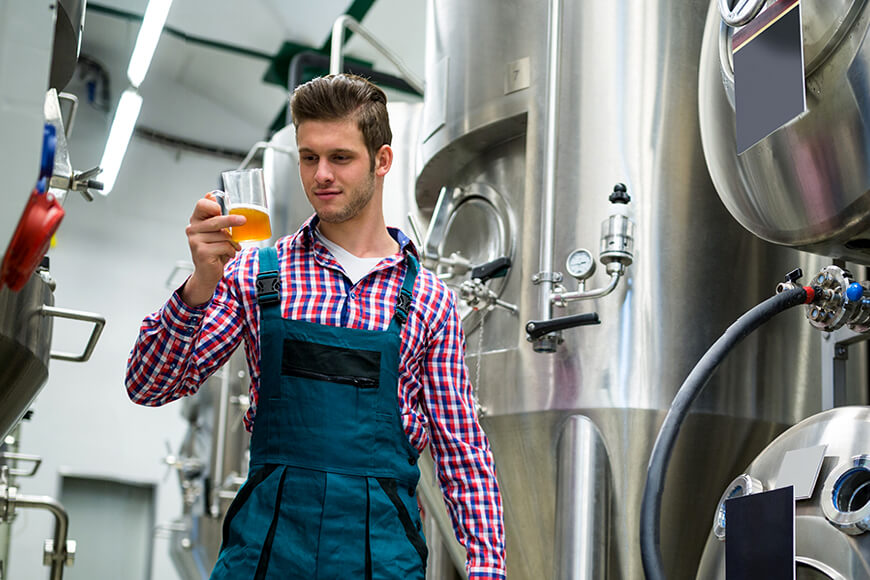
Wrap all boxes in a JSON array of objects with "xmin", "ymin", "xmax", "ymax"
[
  {"xmin": 471, "ymin": 257, "xmax": 512, "ymax": 282},
  {"xmin": 525, "ymin": 312, "xmax": 601, "ymax": 340}
]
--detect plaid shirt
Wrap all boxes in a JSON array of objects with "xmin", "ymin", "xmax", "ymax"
[{"xmin": 126, "ymin": 216, "xmax": 505, "ymax": 579}]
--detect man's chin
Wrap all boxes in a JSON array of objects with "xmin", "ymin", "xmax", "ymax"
[{"xmin": 315, "ymin": 210, "xmax": 351, "ymax": 224}]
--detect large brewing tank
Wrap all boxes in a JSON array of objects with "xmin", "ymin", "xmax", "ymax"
[
  {"xmin": 699, "ymin": 0, "xmax": 870, "ymax": 263},
  {"xmin": 695, "ymin": 407, "xmax": 870, "ymax": 579},
  {"xmin": 417, "ymin": 0, "xmax": 864, "ymax": 577}
]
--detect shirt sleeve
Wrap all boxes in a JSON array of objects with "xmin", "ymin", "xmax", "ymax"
[
  {"xmin": 421, "ymin": 293, "xmax": 506, "ymax": 579},
  {"xmin": 125, "ymin": 256, "xmax": 249, "ymax": 407}
]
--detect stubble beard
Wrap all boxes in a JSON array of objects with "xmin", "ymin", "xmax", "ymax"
[{"xmin": 315, "ymin": 171, "xmax": 376, "ymax": 224}]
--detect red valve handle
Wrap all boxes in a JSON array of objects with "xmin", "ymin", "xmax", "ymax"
[{"xmin": 0, "ymin": 188, "xmax": 65, "ymax": 291}]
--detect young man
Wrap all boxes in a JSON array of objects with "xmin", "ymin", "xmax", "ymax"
[{"xmin": 126, "ymin": 74, "xmax": 506, "ymax": 579}]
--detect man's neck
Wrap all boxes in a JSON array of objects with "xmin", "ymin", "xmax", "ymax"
[{"xmin": 316, "ymin": 217, "xmax": 399, "ymax": 258}]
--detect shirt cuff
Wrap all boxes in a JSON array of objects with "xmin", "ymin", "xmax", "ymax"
[
  {"xmin": 468, "ymin": 568, "xmax": 506, "ymax": 580},
  {"xmin": 162, "ymin": 286, "xmax": 208, "ymax": 339}
]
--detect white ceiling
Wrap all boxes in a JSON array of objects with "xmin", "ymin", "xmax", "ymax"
[{"xmin": 76, "ymin": 0, "xmax": 427, "ymax": 152}]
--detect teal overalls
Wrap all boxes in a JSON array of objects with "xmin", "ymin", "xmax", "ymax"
[{"xmin": 210, "ymin": 247, "xmax": 427, "ymax": 579}]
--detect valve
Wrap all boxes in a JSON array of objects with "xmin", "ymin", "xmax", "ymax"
[
  {"xmin": 779, "ymin": 264, "xmax": 870, "ymax": 333},
  {"xmin": 526, "ymin": 313, "xmax": 601, "ymax": 341},
  {"xmin": 544, "ymin": 183, "xmax": 635, "ymax": 310},
  {"xmin": 528, "ymin": 183, "xmax": 636, "ymax": 352},
  {"xmin": 459, "ymin": 256, "xmax": 517, "ymax": 313}
]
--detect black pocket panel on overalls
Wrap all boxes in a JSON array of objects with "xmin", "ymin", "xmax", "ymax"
[{"xmin": 282, "ymin": 339, "xmax": 381, "ymax": 388}]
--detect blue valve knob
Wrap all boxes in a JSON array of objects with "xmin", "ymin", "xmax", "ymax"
[
  {"xmin": 40, "ymin": 123, "xmax": 57, "ymax": 182},
  {"xmin": 846, "ymin": 282, "xmax": 865, "ymax": 302}
]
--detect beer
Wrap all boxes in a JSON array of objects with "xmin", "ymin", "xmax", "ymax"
[{"xmin": 229, "ymin": 203, "xmax": 272, "ymax": 242}]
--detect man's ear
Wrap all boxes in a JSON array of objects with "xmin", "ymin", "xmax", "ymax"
[{"xmin": 375, "ymin": 144, "xmax": 393, "ymax": 177}]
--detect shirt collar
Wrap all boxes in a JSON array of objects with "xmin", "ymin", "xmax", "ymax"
[{"xmin": 298, "ymin": 214, "xmax": 419, "ymax": 259}]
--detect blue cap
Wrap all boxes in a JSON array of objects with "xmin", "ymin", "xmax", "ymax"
[{"xmin": 846, "ymin": 282, "xmax": 865, "ymax": 302}]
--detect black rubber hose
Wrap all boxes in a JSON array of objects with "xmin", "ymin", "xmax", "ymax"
[{"xmin": 640, "ymin": 286, "xmax": 809, "ymax": 580}]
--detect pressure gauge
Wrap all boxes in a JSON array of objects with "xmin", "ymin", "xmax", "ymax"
[{"xmin": 566, "ymin": 248, "xmax": 596, "ymax": 281}]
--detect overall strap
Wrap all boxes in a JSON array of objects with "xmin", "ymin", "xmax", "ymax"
[
  {"xmin": 392, "ymin": 253, "xmax": 419, "ymax": 326},
  {"xmin": 256, "ymin": 247, "xmax": 281, "ymax": 308}
]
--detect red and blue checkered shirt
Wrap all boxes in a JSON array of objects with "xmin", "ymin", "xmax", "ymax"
[{"xmin": 125, "ymin": 216, "xmax": 506, "ymax": 579}]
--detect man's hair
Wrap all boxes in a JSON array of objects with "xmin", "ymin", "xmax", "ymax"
[{"xmin": 290, "ymin": 74, "xmax": 392, "ymax": 170}]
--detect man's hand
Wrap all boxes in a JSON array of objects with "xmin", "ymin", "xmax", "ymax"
[{"xmin": 181, "ymin": 194, "xmax": 246, "ymax": 307}]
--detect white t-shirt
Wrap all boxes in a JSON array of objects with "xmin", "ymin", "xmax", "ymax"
[{"xmin": 314, "ymin": 227, "xmax": 386, "ymax": 285}]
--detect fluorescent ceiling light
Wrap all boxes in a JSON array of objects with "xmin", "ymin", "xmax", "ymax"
[
  {"xmin": 99, "ymin": 89, "xmax": 143, "ymax": 194},
  {"xmin": 127, "ymin": 0, "xmax": 174, "ymax": 88}
]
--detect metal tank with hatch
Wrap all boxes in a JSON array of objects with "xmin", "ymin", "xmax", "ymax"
[
  {"xmin": 699, "ymin": 0, "xmax": 870, "ymax": 262},
  {"xmin": 415, "ymin": 0, "xmax": 863, "ymax": 578},
  {"xmin": 695, "ymin": 407, "xmax": 870, "ymax": 579},
  {"xmin": 689, "ymin": 1, "xmax": 870, "ymax": 578}
]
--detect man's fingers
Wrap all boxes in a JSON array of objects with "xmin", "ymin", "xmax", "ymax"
[{"xmin": 188, "ymin": 213, "xmax": 246, "ymax": 233}]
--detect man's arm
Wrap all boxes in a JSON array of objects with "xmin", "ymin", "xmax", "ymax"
[
  {"xmin": 125, "ymin": 195, "xmax": 248, "ymax": 405},
  {"xmin": 422, "ymin": 294, "xmax": 506, "ymax": 580},
  {"xmin": 125, "ymin": 271, "xmax": 246, "ymax": 406}
]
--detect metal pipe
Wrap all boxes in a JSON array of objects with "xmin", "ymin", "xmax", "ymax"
[
  {"xmin": 210, "ymin": 366, "xmax": 230, "ymax": 518},
  {"xmin": 552, "ymin": 272, "xmax": 621, "ymax": 306},
  {"xmin": 237, "ymin": 141, "xmax": 296, "ymax": 171},
  {"xmin": 536, "ymin": 0, "xmax": 564, "ymax": 333},
  {"xmin": 288, "ymin": 50, "xmax": 422, "ymax": 95},
  {"xmin": 329, "ymin": 15, "xmax": 425, "ymax": 95},
  {"xmin": 554, "ymin": 415, "xmax": 610, "ymax": 579},
  {"xmin": 417, "ymin": 456, "xmax": 468, "ymax": 579},
  {"xmin": 14, "ymin": 494, "xmax": 69, "ymax": 580}
]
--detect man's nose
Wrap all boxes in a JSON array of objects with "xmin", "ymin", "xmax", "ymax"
[{"xmin": 315, "ymin": 159, "xmax": 334, "ymax": 183}]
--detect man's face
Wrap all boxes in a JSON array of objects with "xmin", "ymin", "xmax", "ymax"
[{"xmin": 296, "ymin": 118, "xmax": 378, "ymax": 224}]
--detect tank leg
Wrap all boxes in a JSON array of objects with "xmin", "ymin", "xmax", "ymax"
[{"xmin": 554, "ymin": 415, "xmax": 610, "ymax": 579}]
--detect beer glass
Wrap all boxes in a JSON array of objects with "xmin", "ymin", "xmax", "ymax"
[{"xmin": 218, "ymin": 168, "xmax": 272, "ymax": 243}]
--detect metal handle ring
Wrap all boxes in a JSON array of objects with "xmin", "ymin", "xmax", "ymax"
[{"xmin": 718, "ymin": 0, "xmax": 766, "ymax": 27}]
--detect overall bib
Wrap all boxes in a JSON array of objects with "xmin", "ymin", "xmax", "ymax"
[{"xmin": 210, "ymin": 247, "xmax": 427, "ymax": 580}]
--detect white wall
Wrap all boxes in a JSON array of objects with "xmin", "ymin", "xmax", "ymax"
[{"xmin": 7, "ymin": 74, "xmax": 246, "ymax": 580}]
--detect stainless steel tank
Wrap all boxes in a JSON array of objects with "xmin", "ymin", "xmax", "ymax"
[
  {"xmin": 0, "ymin": 269, "xmax": 54, "ymax": 440},
  {"xmin": 417, "ymin": 0, "xmax": 863, "ymax": 577},
  {"xmin": 699, "ymin": 0, "xmax": 870, "ymax": 263},
  {"xmin": 696, "ymin": 406, "xmax": 870, "ymax": 579}
]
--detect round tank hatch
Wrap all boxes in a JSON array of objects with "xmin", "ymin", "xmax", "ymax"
[{"xmin": 422, "ymin": 182, "xmax": 514, "ymax": 331}]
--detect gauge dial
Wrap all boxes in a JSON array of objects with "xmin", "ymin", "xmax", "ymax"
[{"xmin": 566, "ymin": 248, "xmax": 596, "ymax": 281}]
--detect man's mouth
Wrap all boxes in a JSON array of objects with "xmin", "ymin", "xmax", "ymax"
[{"xmin": 314, "ymin": 189, "xmax": 341, "ymax": 198}]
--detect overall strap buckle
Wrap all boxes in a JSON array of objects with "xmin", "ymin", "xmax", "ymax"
[
  {"xmin": 395, "ymin": 289, "xmax": 412, "ymax": 324},
  {"xmin": 257, "ymin": 270, "xmax": 281, "ymax": 306}
]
